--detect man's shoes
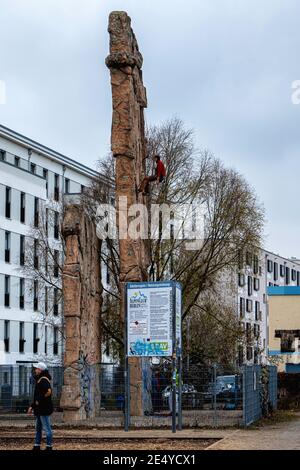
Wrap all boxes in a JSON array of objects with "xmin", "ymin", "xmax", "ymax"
[
  {"xmin": 45, "ymin": 446, "xmax": 53, "ymax": 451},
  {"xmin": 32, "ymin": 445, "xmax": 40, "ymax": 451}
]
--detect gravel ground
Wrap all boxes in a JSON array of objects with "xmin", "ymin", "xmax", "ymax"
[
  {"xmin": 0, "ymin": 438, "xmax": 215, "ymax": 451},
  {"xmin": 0, "ymin": 426, "xmax": 217, "ymax": 450}
]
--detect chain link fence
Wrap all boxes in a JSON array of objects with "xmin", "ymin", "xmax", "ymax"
[
  {"xmin": 243, "ymin": 364, "xmax": 277, "ymax": 426},
  {"xmin": 0, "ymin": 363, "xmax": 277, "ymax": 427},
  {"xmin": 0, "ymin": 365, "xmax": 63, "ymax": 413}
]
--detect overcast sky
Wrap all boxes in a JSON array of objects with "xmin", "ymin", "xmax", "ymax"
[{"xmin": 0, "ymin": 0, "xmax": 299, "ymax": 258}]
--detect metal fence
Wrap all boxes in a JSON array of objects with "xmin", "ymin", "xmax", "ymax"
[
  {"xmin": 243, "ymin": 365, "xmax": 277, "ymax": 426},
  {"xmin": 101, "ymin": 363, "xmax": 243, "ymax": 417},
  {"xmin": 0, "ymin": 363, "xmax": 277, "ymax": 427},
  {"xmin": 0, "ymin": 365, "xmax": 63, "ymax": 413}
]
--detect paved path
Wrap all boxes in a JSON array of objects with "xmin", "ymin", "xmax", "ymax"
[{"xmin": 207, "ymin": 415, "xmax": 300, "ymax": 450}]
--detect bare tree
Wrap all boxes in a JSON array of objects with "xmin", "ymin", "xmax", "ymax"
[
  {"xmin": 88, "ymin": 117, "xmax": 265, "ymax": 365},
  {"xmin": 21, "ymin": 199, "xmax": 65, "ymax": 360}
]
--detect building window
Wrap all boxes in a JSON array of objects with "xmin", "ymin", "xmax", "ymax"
[
  {"xmin": 34, "ymin": 197, "xmax": 39, "ymax": 228},
  {"xmin": 54, "ymin": 174, "xmax": 60, "ymax": 201},
  {"xmin": 253, "ymin": 255, "xmax": 259, "ymax": 275},
  {"xmin": 246, "ymin": 251, "xmax": 252, "ymax": 267},
  {"xmin": 19, "ymin": 322, "xmax": 25, "ymax": 353},
  {"xmin": 33, "ymin": 280, "xmax": 38, "ymax": 311},
  {"xmin": 246, "ymin": 299, "xmax": 253, "ymax": 313},
  {"xmin": 248, "ymin": 276, "xmax": 253, "ymax": 296},
  {"xmin": 238, "ymin": 273, "xmax": 245, "ymax": 287},
  {"xmin": 33, "ymin": 323, "xmax": 39, "ymax": 354},
  {"xmin": 297, "ymin": 272, "xmax": 300, "ymax": 287},
  {"xmin": 253, "ymin": 278, "xmax": 260, "ymax": 291},
  {"xmin": 240, "ymin": 297, "xmax": 245, "ymax": 318},
  {"xmin": 267, "ymin": 260, "xmax": 273, "ymax": 273},
  {"xmin": 65, "ymin": 178, "xmax": 70, "ymax": 194},
  {"xmin": 0, "ymin": 149, "xmax": 6, "ymax": 161},
  {"xmin": 44, "ymin": 326, "xmax": 48, "ymax": 355},
  {"xmin": 246, "ymin": 322, "xmax": 252, "ymax": 341},
  {"xmin": 5, "ymin": 186, "xmax": 11, "ymax": 218},
  {"xmin": 19, "ymin": 278, "xmax": 25, "ymax": 309},
  {"xmin": 20, "ymin": 235, "xmax": 25, "ymax": 266},
  {"xmin": 280, "ymin": 264, "xmax": 285, "ymax": 277},
  {"xmin": 54, "ymin": 250, "xmax": 59, "ymax": 278},
  {"xmin": 54, "ymin": 212, "xmax": 59, "ymax": 239},
  {"xmin": 254, "ymin": 324, "xmax": 260, "ymax": 339},
  {"xmin": 45, "ymin": 286, "xmax": 48, "ymax": 315},
  {"xmin": 45, "ymin": 208, "xmax": 49, "ymax": 236},
  {"xmin": 246, "ymin": 347, "xmax": 253, "ymax": 361},
  {"xmin": 286, "ymin": 267, "xmax": 290, "ymax": 285},
  {"xmin": 53, "ymin": 327, "xmax": 59, "ymax": 355},
  {"xmin": 4, "ymin": 275, "xmax": 10, "ymax": 307},
  {"xmin": 14, "ymin": 156, "xmax": 20, "ymax": 167},
  {"xmin": 34, "ymin": 239, "xmax": 39, "ymax": 269},
  {"xmin": 275, "ymin": 330, "xmax": 300, "ymax": 353},
  {"xmin": 106, "ymin": 265, "xmax": 111, "ymax": 285},
  {"xmin": 237, "ymin": 250, "xmax": 243, "ymax": 270},
  {"xmin": 269, "ymin": 282, "xmax": 273, "ymax": 287},
  {"xmin": 43, "ymin": 169, "xmax": 48, "ymax": 197},
  {"xmin": 238, "ymin": 346, "xmax": 244, "ymax": 366},
  {"xmin": 5, "ymin": 231, "xmax": 10, "ymax": 263},
  {"xmin": 292, "ymin": 269, "xmax": 297, "ymax": 282},
  {"xmin": 53, "ymin": 288, "xmax": 59, "ymax": 316},
  {"xmin": 20, "ymin": 192, "xmax": 26, "ymax": 223},
  {"xmin": 255, "ymin": 301, "xmax": 260, "ymax": 321},
  {"xmin": 30, "ymin": 162, "xmax": 36, "ymax": 174},
  {"xmin": 45, "ymin": 254, "xmax": 48, "ymax": 275},
  {"xmin": 274, "ymin": 262, "xmax": 278, "ymax": 281},
  {"xmin": 81, "ymin": 185, "xmax": 85, "ymax": 193},
  {"xmin": 4, "ymin": 320, "xmax": 10, "ymax": 352}
]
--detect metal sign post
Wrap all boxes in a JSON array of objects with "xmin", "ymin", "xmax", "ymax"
[
  {"xmin": 172, "ymin": 283, "xmax": 177, "ymax": 433},
  {"xmin": 124, "ymin": 284, "xmax": 130, "ymax": 431},
  {"xmin": 124, "ymin": 281, "xmax": 182, "ymax": 432}
]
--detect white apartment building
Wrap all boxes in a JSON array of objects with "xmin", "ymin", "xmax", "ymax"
[
  {"xmin": 0, "ymin": 125, "xmax": 98, "ymax": 366},
  {"xmin": 237, "ymin": 249, "xmax": 300, "ymax": 364}
]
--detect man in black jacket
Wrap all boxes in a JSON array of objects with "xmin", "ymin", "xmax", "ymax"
[{"xmin": 28, "ymin": 362, "xmax": 53, "ymax": 451}]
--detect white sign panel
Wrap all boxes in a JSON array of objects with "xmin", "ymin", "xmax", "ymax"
[
  {"xmin": 127, "ymin": 281, "xmax": 181, "ymax": 357},
  {"xmin": 176, "ymin": 284, "xmax": 182, "ymax": 351}
]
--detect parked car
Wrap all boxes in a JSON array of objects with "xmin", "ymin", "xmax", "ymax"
[
  {"xmin": 162, "ymin": 384, "xmax": 200, "ymax": 409},
  {"xmin": 205, "ymin": 375, "xmax": 241, "ymax": 409}
]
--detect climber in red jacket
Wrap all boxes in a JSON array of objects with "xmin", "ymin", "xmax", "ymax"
[{"xmin": 138, "ymin": 155, "xmax": 166, "ymax": 195}]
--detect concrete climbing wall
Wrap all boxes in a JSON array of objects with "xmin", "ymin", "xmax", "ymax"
[
  {"xmin": 60, "ymin": 198, "xmax": 102, "ymax": 421},
  {"xmin": 106, "ymin": 11, "xmax": 150, "ymax": 416}
]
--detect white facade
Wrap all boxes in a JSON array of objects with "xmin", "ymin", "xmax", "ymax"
[
  {"xmin": 0, "ymin": 125, "xmax": 98, "ymax": 366},
  {"xmin": 237, "ymin": 249, "xmax": 300, "ymax": 364}
]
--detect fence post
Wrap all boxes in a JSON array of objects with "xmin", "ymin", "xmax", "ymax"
[
  {"xmin": 124, "ymin": 359, "xmax": 130, "ymax": 431},
  {"xmin": 242, "ymin": 365, "xmax": 246, "ymax": 427},
  {"xmin": 178, "ymin": 355, "xmax": 182, "ymax": 431},
  {"xmin": 213, "ymin": 363, "xmax": 217, "ymax": 428}
]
